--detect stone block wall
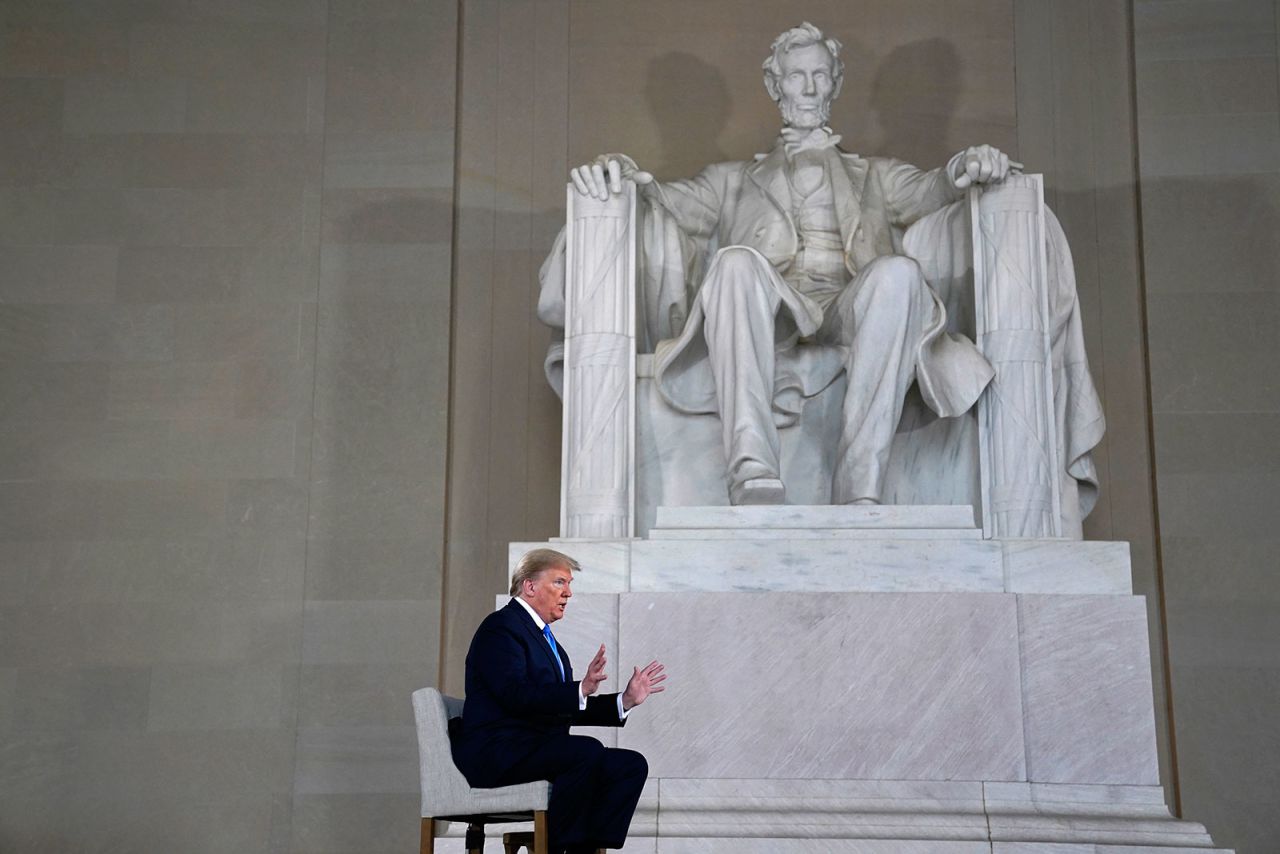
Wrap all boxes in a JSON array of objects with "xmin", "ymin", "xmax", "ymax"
[
  {"xmin": 0, "ymin": 2, "xmax": 455, "ymax": 851},
  {"xmin": 1135, "ymin": 1, "xmax": 1280, "ymax": 850}
]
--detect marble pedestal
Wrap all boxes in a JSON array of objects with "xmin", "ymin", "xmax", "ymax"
[{"xmin": 439, "ymin": 507, "xmax": 1230, "ymax": 852}]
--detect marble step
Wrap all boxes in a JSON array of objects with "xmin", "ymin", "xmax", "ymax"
[
  {"xmin": 433, "ymin": 780, "xmax": 1230, "ymax": 852},
  {"xmin": 631, "ymin": 537, "xmax": 1003, "ymax": 591},
  {"xmin": 511, "ymin": 538, "xmax": 1134, "ymax": 595},
  {"xmin": 648, "ymin": 526, "xmax": 982, "ymax": 540},
  {"xmin": 652, "ymin": 504, "xmax": 979, "ymax": 531}
]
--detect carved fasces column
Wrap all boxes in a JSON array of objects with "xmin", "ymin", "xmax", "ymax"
[
  {"xmin": 560, "ymin": 182, "xmax": 637, "ymax": 538},
  {"xmin": 970, "ymin": 175, "xmax": 1063, "ymax": 538}
]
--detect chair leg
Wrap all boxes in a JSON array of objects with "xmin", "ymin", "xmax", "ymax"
[
  {"xmin": 502, "ymin": 831, "xmax": 527, "ymax": 853},
  {"xmin": 532, "ymin": 810, "xmax": 549, "ymax": 854},
  {"xmin": 420, "ymin": 817, "xmax": 434, "ymax": 854},
  {"xmin": 465, "ymin": 822, "xmax": 485, "ymax": 854}
]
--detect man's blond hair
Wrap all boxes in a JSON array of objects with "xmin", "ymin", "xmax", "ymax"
[{"xmin": 509, "ymin": 548, "xmax": 580, "ymax": 597}]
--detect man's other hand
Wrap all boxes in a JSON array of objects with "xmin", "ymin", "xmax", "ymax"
[
  {"xmin": 581, "ymin": 644, "xmax": 607, "ymax": 696},
  {"xmin": 951, "ymin": 144, "xmax": 1023, "ymax": 189},
  {"xmin": 570, "ymin": 156, "xmax": 653, "ymax": 200},
  {"xmin": 621, "ymin": 660, "xmax": 667, "ymax": 710}
]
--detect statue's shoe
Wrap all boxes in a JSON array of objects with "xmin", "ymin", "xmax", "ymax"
[{"xmin": 729, "ymin": 477, "xmax": 786, "ymax": 505}]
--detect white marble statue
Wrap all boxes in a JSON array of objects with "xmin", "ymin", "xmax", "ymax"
[
  {"xmin": 567, "ymin": 23, "xmax": 1011, "ymax": 506},
  {"xmin": 540, "ymin": 22, "xmax": 1104, "ymax": 524}
]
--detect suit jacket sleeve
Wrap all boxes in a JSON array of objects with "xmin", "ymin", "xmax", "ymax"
[
  {"xmin": 879, "ymin": 157, "xmax": 962, "ymax": 228},
  {"xmin": 577, "ymin": 693, "xmax": 628, "ymax": 728},
  {"xmin": 645, "ymin": 163, "xmax": 733, "ymax": 243},
  {"xmin": 560, "ymin": 644, "xmax": 628, "ymax": 728}
]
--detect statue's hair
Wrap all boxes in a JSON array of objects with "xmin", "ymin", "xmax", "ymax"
[
  {"xmin": 510, "ymin": 548, "xmax": 580, "ymax": 597},
  {"xmin": 762, "ymin": 22, "xmax": 844, "ymax": 102}
]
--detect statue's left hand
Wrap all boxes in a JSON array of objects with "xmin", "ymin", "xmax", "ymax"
[{"xmin": 951, "ymin": 144, "xmax": 1023, "ymax": 189}]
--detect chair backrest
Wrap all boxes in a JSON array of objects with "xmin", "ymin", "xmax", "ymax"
[
  {"xmin": 441, "ymin": 692, "xmax": 465, "ymax": 720},
  {"xmin": 411, "ymin": 686, "xmax": 479, "ymax": 817}
]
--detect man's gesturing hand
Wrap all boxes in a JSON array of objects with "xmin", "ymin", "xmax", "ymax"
[
  {"xmin": 621, "ymin": 660, "xmax": 667, "ymax": 711},
  {"xmin": 580, "ymin": 644, "xmax": 607, "ymax": 697}
]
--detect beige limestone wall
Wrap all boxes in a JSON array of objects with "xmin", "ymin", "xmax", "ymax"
[
  {"xmin": 444, "ymin": 0, "xmax": 570, "ymax": 702},
  {"xmin": 0, "ymin": 2, "xmax": 454, "ymax": 852},
  {"xmin": 1134, "ymin": 1, "xmax": 1280, "ymax": 851}
]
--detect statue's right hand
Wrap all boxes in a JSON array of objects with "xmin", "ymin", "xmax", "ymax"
[{"xmin": 570, "ymin": 155, "xmax": 652, "ymax": 200}]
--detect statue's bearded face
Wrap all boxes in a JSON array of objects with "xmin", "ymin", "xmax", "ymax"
[{"xmin": 776, "ymin": 42, "xmax": 838, "ymax": 130}]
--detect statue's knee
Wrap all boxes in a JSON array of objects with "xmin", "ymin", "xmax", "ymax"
[
  {"xmin": 703, "ymin": 246, "xmax": 773, "ymax": 301},
  {"xmin": 864, "ymin": 254, "xmax": 923, "ymax": 285},
  {"xmin": 861, "ymin": 256, "xmax": 928, "ymax": 303},
  {"xmin": 711, "ymin": 246, "xmax": 768, "ymax": 278}
]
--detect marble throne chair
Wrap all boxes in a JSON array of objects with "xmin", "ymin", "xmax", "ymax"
[{"xmin": 547, "ymin": 175, "xmax": 1105, "ymax": 541}]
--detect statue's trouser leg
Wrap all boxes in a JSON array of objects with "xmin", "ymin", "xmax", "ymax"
[
  {"xmin": 825, "ymin": 255, "xmax": 933, "ymax": 504},
  {"xmin": 699, "ymin": 247, "xmax": 785, "ymax": 491}
]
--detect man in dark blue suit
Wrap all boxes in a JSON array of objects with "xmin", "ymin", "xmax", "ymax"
[{"xmin": 451, "ymin": 548, "xmax": 666, "ymax": 854}]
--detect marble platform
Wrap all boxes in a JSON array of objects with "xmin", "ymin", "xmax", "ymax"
[
  {"xmin": 649, "ymin": 504, "xmax": 981, "ymax": 538},
  {"xmin": 475, "ymin": 507, "xmax": 1231, "ymax": 852},
  {"xmin": 540, "ymin": 591, "xmax": 1158, "ymax": 786}
]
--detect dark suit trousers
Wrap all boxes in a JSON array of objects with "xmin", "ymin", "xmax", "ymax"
[{"xmin": 496, "ymin": 734, "xmax": 647, "ymax": 851}]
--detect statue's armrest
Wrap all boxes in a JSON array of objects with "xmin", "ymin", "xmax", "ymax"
[{"xmin": 558, "ymin": 182, "xmax": 639, "ymax": 538}]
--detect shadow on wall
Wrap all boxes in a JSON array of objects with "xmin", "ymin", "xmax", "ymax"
[
  {"xmin": 869, "ymin": 38, "xmax": 964, "ymax": 167},
  {"xmin": 644, "ymin": 51, "xmax": 733, "ymax": 180}
]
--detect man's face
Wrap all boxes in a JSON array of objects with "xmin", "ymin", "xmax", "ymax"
[
  {"xmin": 776, "ymin": 42, "xmax": 838, "ymax": 130},
  {"xmin": 523, "ymin": 564, "xmax": 573, "ymax": 624}
]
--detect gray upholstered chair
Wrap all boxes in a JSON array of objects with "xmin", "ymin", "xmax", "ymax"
[{"xmin": 412, "ymin": 687, "xmax": 551, "ymax": 854}]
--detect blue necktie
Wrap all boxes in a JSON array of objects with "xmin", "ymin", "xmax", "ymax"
[{"xmin": 542, "ymin": 625, "xmax": 566, "ymax": 681}]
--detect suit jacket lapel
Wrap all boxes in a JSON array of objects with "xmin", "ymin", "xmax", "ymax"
[
  {"xmin": 747, "ymin": 145, "xmax": 796, "ymax": 232},
  {"xmin": 508, "ymin": 600, "xmax": 565, "ymax": 680},
  {"xmin": 827, "ymin": 150, "xmax": 867, "ymax": 252}
]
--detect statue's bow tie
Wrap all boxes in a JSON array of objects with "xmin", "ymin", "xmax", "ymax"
[{"xmin": 780, "ymin": 126, "xmax": 842, "ymax": 157}]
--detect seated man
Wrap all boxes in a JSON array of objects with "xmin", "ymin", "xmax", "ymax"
[
  {"xmin": 568, "ymin": 21, "xmax": 1012, "ymax": 506},
  {"xmin": 451, "ymin": 548, "xmax": 666, "ymax": 854}
]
